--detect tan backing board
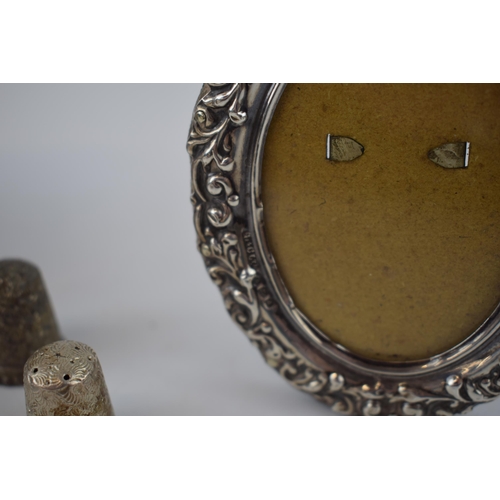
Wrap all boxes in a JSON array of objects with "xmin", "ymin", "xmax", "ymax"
[{"xmin": 262, "ymin": 84, "xmax": 500, "ymax": 361}]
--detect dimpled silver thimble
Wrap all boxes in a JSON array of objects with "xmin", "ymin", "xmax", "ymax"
[
  {"xmin": 24, "ymin": 340, "xmax": 114, "ymax": 416},
  {"xmin": 0, "ymin": 259, "xmax": 61, "ymax": 385}
]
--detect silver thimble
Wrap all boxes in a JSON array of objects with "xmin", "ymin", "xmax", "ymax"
[
  {"xmin": 0, "ymin": 260, "xmax": 61, "ymax": 385},
  {"xmin": 24, "ymin": 340, "xmax": 114, "ymax": 416}
]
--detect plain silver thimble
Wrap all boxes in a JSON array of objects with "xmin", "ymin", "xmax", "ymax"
[
  {"xmin": 24, "ymin": 340, "xmax": 114, "ymax": 416},
  {"xmin": 0, "ymin": 259, "xmax": 61, "ymax": 385}
]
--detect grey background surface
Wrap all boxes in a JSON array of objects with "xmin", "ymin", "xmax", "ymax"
[{"xmin": 0, "ymin": 84, "xmax": 497, "ymax": 415}]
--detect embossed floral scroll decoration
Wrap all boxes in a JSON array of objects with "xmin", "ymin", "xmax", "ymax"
[{"xmin": 187, "ymin": 83, "xmax": 500, "ymax": 415}]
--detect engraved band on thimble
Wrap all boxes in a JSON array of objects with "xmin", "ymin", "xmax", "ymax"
[
  {"xmin": 24, "ymin": 340, "xmax": 114, "ymax": 416},
  {"xmin": 0, "ymin": 260, "xmax": 61, "ymax": 385}
]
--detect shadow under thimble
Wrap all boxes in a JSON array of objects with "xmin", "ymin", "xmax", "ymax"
[
  {"xmin": 0, "ymin": 260, "xmax": 61, "ymax": 385},
  {"xmin": 24, "ymin": 340, "xmax": 114, "ymax": 416}
]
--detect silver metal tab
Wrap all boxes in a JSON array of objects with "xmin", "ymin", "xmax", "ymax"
[
  {"xmin": 428, "ymin": 142, "xmax": 470, "ymax": 169},
  {"xmin": 326, "ymin": 135, "xmax": 365, "ymax": 162}
]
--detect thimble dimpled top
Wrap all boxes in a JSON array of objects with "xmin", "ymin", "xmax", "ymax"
[
  {"xmin": 0, "ymin": 260, "xmax": 61, "ymax": 385},
  {"xmin": 24, "ymin": 340, "xmax": 114, "ymax": 416}
]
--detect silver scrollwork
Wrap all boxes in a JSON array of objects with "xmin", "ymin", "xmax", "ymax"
[{"xmin": 187, "ymin": 83, "xmax": 500, "ymax": 415}]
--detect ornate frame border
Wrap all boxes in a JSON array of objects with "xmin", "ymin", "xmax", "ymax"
[{"xmin": 187, "ymin": 83, "xmax": 500, "ymax": 415}]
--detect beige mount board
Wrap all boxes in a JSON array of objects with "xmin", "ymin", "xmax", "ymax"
[{"xmin": 262, "ymin": 83, "xmax": 500, "ymax": 361}]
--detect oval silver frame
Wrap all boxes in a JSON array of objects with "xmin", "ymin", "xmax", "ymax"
[{"xmin": 187, "ymin": 83, "xmax": 500, "ymax": 415}]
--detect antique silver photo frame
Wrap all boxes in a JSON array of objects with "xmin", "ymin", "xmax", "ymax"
[{"xmin": 187, "ymin": 83, "xmax": 500, "ymax": 415}]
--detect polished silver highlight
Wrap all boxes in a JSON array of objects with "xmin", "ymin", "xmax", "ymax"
[
  {"xmin": 0, "ymin": 260, "xmax": 61, "ymax": 385},
  {"xmin": 428, "ymin": 142, "xmax": 470, "ymax": 169},
  {"xmin": 187, "ymin": 84, "xmax": 500, "ymax": 415},
  {"xmin": 326, "ymin": 135, "xmax": 365, "ymax": 162},
  {"xmin": 24, "ymin": 340, "xmax": 114, "ymax": 416}
]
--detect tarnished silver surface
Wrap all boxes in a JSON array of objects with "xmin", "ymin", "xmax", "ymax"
[
  {"xmin": 428, "ymin": 142, "xmax": 470, "ymax": 168},
  {"xmin": 0, "ymin": 260, "xmax": 61, "ymax": 385},
  {"xmin": 24, "ymin": 340, "xmax": 114, "ymax": 416},
  {"xmin": 187, "ymin": 84, "xmax": 500, "ymax": 415},
  {"xmin": 326, "ymin": 134, "xmax": 365, "ymax": 161}
]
